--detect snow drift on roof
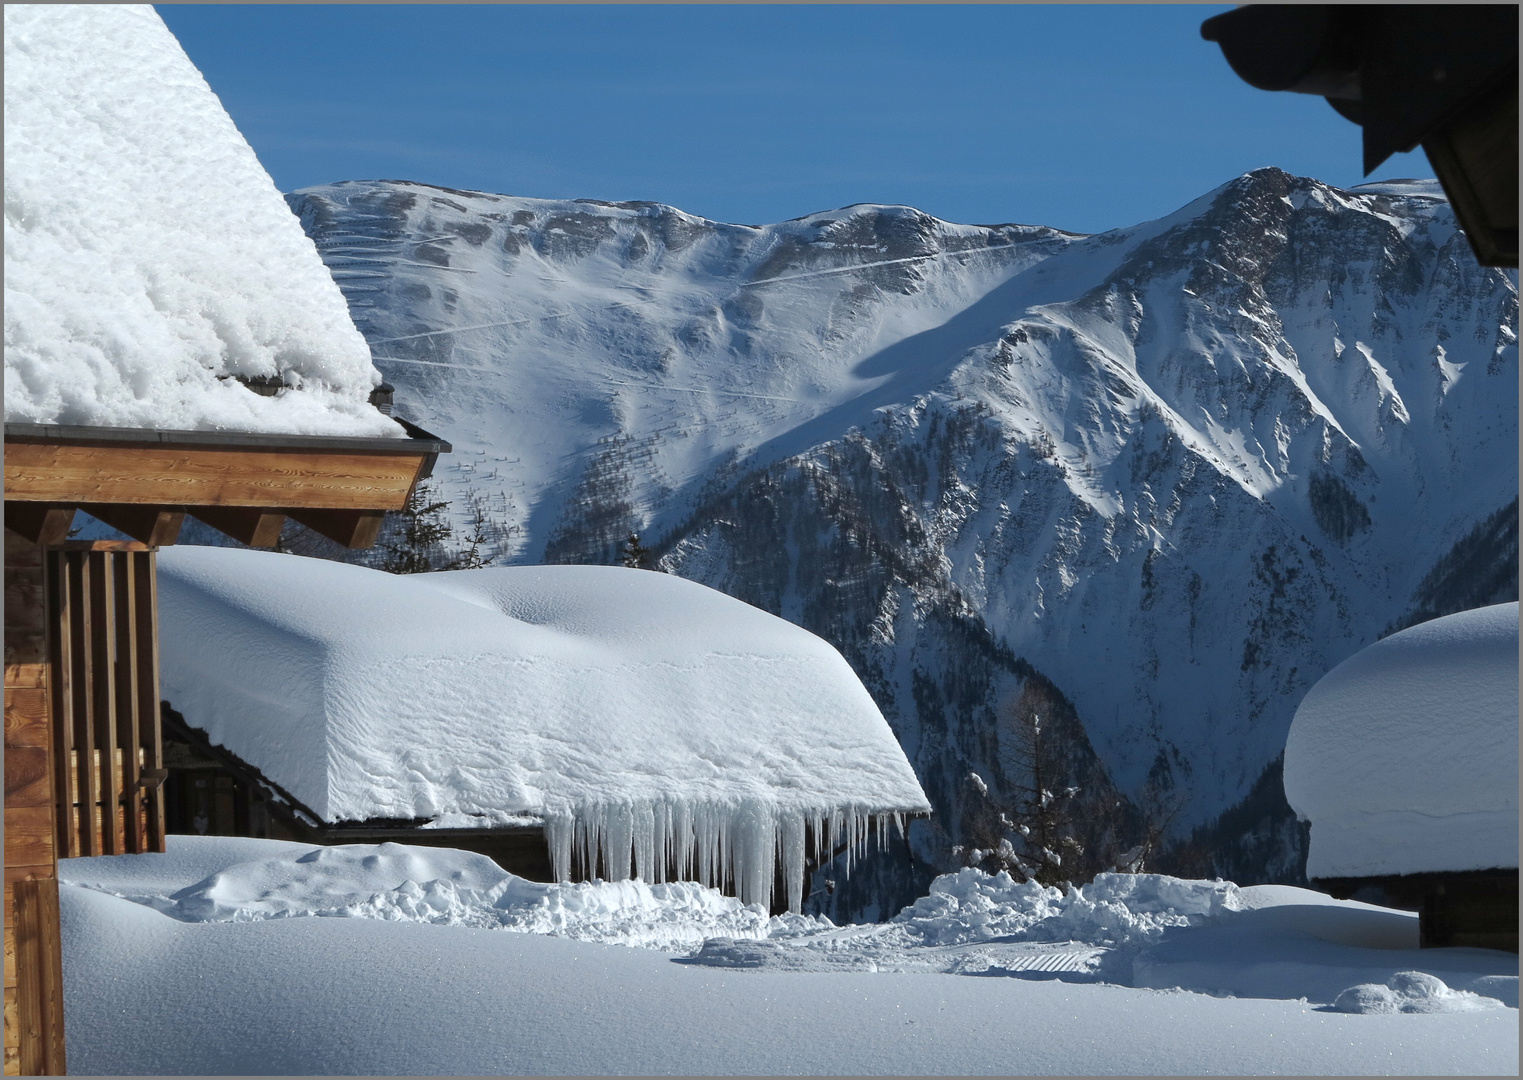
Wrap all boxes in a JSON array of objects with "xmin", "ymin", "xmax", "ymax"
[
  {"xmin": 156, "ymin": 548, "xmax": 930, "ymax": 910},
  {"xmin": 3, "ymin": 5, "xmax": 398, "ymax": 437},
  {"xmin": 1283, "ymin": 603, "xmax": 1519, "ymax": 880}
]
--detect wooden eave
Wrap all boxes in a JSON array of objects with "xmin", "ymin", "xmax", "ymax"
[{"xmin": 3, "ymin": 420, "xmax": 450, "ymax": 549}]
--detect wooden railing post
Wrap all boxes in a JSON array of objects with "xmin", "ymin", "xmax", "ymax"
[{"xmin": 47, "ymin": 544, "xmax": 166, "ymax": 864}]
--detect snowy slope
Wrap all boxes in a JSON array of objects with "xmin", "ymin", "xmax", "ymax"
[
  {"xmin": 4, "ymin": 5, "xmax": 393, "ymax": 436},
  {"xmin": 157, "ymin": 546, "xmax": 928, "ymax": 910},
  {"xmin": 1284, "ymin": 602, "xmax": 1519, "ymax": 879},
  {"xmin": 285, "ymin": 170, "xmax": 1518, "ymax": 893},
  {"xmin": 285, "ymin": 182, "xmax": 1073, "ymax": 545}
]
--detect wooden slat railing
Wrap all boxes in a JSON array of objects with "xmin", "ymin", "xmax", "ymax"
[{"xmin": 47, "ymin": 546, "xmax": 165, "ymax": 859}]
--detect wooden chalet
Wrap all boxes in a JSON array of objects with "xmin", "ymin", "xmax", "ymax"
[
  {"xmin": 157, "ymin": 702, "xmax": 552, "ymax": 881},
  {"xmin": 3, "ymin": 418, "xmax": 449, "ymax": 1074},
  {"xmin": 1315, "ymin": 870, "xmax": 1518, "ymax": 953},
  {"xmin": 1282, "ymin": 603, "xmax": 1519, "ymax": 956},
  {"xmin": 154, "ymin": 698, "xmax": 909, "ymax": 920}
]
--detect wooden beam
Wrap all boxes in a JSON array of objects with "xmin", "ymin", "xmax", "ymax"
[
  {"xmin": 65, "ymin": 556, "xmax": 93, "ymax": 858},
  {"xmin": 45, "ymin": 554, "xmax": 75, "ymax": 861},
  {"xmin": 87, "ymin": 553, "xmax": 120, "ymax": 855},
  {"xmin": 287, "ymin": 509, "xmax": 386, "ymax": 550},
  {"xmin": 76, "ymin": 505, "xmax": 184, "ymax": 548},
  {"xmin": 6, "ymin": 441, "xmax": 427, "ymax": 512},
  {"xmin": 112, "ymin": 557, "xmax": 143, "ymax": 853},
  {"xmin": 1, "ymin": 507, "xmax": 73, "ymax": 548},
  {"xmin": 12, "ymin": 878, "xmax": 64, "ymax": 1075},
  {"xmin": 135, "ymin": 555, "xmax": 165, "ymax": 853},
  {"xmin": 187, "ymin": 507, "xmax": 287, "ymax": 548},
  {"xmin": 53, "ymin": 541, "xmax": 149, "ymax": 553}
]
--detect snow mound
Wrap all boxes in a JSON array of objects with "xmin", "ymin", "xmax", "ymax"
[
  {"xmin": 4, "ymin": 5, "xmax": 395, "ymax": 436},
  {"xmin": 1467, "ymin": 975, "xmax": 1520, "ymax": 1009},
  {"xmin": 687, "ymin": 869, "xmax": 1243, "ymax": 976},
  {"xmin": 156, "ymin": 547, "xmax": 930, "ymax": 912},
  {"xmin": 1331, "ymin": 971, "xmax": 1508, "ymax": 1014},
  {"xmin": 893, "ymin": 868, "xmax": 1240, "ymax": 947},
  {"xmin": 1284, "ymin": 603, "xmax": 1519, "ymax": 879},
  {"xmin": 73, "ymin": 840, "xmax": 817, "ymax": 951}
]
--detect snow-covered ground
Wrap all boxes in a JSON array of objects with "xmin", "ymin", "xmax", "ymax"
[
  {"xmin": 5, "ymin": 5, "xmax": 393, "ymax": 435},
  {"xmin": 60, "ymin": 837, "xmax": 1517, "ymax": 1075}
]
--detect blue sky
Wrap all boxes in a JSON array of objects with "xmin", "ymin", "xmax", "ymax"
[{"xmin": 157, "ymin": 4, "xmax": 1431, "ymax": 235}]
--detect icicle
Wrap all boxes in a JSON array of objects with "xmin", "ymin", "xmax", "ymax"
[
  {"xmin": 545, "ymin": 812, "xmax": 573, "ymax": 884},
  {"xmin": 695, "ymin": 804, "xmax": 719, "ymax": 890},
  {"xmin": 779, "ymin": 810, "xmax": 806, "ymax": 914},
  {"xmin": 631, "ymin": 800, "xmax": 656, "ymax": 884},
  {"xmin": 549, "ymin": 798, "xmax": 900, "ymax": 913}
]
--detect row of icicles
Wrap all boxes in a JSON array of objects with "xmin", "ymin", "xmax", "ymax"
[{"xmin": 543, "ymin": 801, "xmax": 908, "ymax": 913}]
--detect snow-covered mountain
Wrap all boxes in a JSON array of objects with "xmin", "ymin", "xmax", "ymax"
[{"xmin": 286, "ymin": 169, "xmax": 1518, "ymax": 907}]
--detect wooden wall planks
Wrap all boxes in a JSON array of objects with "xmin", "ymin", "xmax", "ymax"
[
  {"xmin": 11, "ymin": 880, "xmax": 64, "ymax": 1076},
  {"xmin": 3, "ymin": 529, "xmax": 58, "ymax": 1076}
]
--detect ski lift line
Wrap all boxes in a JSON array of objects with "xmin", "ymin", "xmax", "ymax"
[
  {"xmin": 370, "ymin": 355, "xmax": 498, "ymax": 371},
  {"xmin": 319, "ymin": 233, "xmax": 455, "ymax": 246},
  {"xmin": 365, "ymin": 295, "xmax": 656, "ymax": 344},
  {"xmin": 740, "ymin": 241, "xmax": 1028, "ymax": 287},
  {"xmin": 370, "ymin": 311, "xmax": 577, "ymax": 343},
  {"xmin": 394, "ymin": 261, "xmax": 479, "ymax": 274},
  {"xmin": 602, "ymin": 377, "xmax": 804, "ymax": 405}
]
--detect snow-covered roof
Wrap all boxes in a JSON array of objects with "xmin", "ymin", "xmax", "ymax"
[
  {"xmin": 3, "ymin": 5, "xmax": 398, "ymax": 438},
  {"xmin": 1283, "ymin": 603, "xmax": 1519, "ymax": 880},
  {"xmin": 156, "ymin": 547, "xmax": 930, "ymax": 908}
]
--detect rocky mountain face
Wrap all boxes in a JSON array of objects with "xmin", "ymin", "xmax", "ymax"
[{"xmin": 286, "ymin": 170, "xmax": 1518, "ymax": 917}]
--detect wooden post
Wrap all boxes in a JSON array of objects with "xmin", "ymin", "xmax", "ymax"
[
  {"xmin": 4, "ymin": 528, "xmax": 63, "ymax": 1076},
  {"xmin": 66, "ymin": 554, "xmax": 94, "ymax": 858},
  {"xmin": 87, "ymin": 553, "xmax": 119, "ymax": 855},
  {"xmin": 134, "ymin": 553, "xmax": 165, "ymax": 853},
  {"xmin": 11, "ymin": 880, "xmax": 64, "ymax": 1076},
  {"xmin": 113, "ymin": 555, "xmax": 143, "ymax": 853}
]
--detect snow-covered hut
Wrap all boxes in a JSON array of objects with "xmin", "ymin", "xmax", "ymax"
[
  {"xmin": 4, "ymin": 7, "xmax": 447, "ymax": 1071},
  {"xmin": 1283, "ymin": 603, "xmax": 1519, "ymax": 951},
  {"xmin": 154, "ymin": 546, "xmax": 932, "ymax": 915}
]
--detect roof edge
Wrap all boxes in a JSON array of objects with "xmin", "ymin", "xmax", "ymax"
[{"xmin": 4, "ymin": 418, "xmax": 451, "ymax": 455}]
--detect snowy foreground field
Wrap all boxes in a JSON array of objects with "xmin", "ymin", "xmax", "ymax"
[{"xmin": 61, "ymin": 838, "xmax": 1516, "ymax": 1076}]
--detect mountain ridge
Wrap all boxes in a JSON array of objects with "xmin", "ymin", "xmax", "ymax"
[{"xmin": 283, "ymin": 168, "xmax": 1518, "ymax": 904}]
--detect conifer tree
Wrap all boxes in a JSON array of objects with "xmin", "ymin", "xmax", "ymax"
[
  {"xmin": 378, "ymin": 481, "xmax": 455, "ymax": 574},
  {"xmin": 620, "ymin": 531, "xmax": 653, "ymax": 570}
]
